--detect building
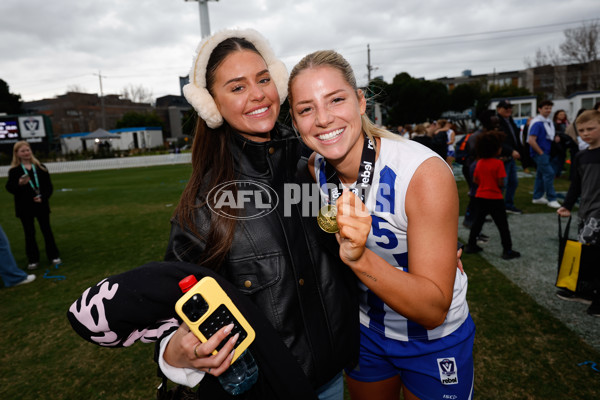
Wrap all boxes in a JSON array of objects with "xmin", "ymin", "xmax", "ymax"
[
  {"xmin": 523, "ymin": 60, "xmax": 600, "ymax": 100},
  {"xmin": 155, "ymin": 95, "xmax": 192, "ymax": 139},
  {"xmin": 436, "ymin": 69, "xmax": 527, "ymax": 92},
  {"xmin": 437, "ymin": 60, "xmax": 600, "ymax": 103},
  {"xmin": 60, "ymin": 127, "xmax": 164, "ymax": 153},
  {"xmin": 23, "ymin": 92, "xmax": 192, "ymax": 142},
  {"xmin": 490, "ymin": 91, "xmax": 600, "ymax": 124}
]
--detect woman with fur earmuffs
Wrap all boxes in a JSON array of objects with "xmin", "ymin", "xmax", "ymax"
[{"xmin": 69, "ymin": 29, "xmax": 359, "ymax": 400}]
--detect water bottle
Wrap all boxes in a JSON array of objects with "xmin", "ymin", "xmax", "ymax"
[
  {"xmin": 178, "ymin": 275, "xmax": 259, "ymax": 395},
  {"xmin": 218, "ymin": 349, "xmax": 258, "ymax": 395}
]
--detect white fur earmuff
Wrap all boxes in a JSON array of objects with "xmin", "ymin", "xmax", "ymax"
[{"xmin": 183, "ymin": 28, "xmax": 289, "ymax": 129}]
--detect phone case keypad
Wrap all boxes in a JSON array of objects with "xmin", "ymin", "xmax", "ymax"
[{"xmin": 198, "ymin": 304, "xmax": 248, "ymax": 351}]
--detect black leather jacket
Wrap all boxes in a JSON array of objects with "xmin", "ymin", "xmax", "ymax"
[
  {"xmin": 164, "ymin": 123, "xmax": 358, "ymax": 389},
  {"xmin": 497, "ymin": 115, "xmax": 524, "ymax": 160}
]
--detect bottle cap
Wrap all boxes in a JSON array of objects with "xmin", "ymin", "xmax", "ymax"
[{"xmin": 179, "ymin": 275, "xmax": 198, "ymax": 293}]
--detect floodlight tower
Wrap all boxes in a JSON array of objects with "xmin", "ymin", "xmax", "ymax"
[{"xmin": 185, "ymin": 0, "xmax": 219, "ymax": 38}]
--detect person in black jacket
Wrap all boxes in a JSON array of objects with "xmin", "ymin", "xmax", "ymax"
[
  {"xmin": 157, "ymin": 29, "xmax": 358, "ymax": 399},
  {"xmin": 5, "ymin": 141, "xmax": 61, "ymax": 269},
  {"xmin": 496, "ymin": 99, "xmax": 525, "ymax": 215},
  {"xmin": 69, "ymin": 28, "xmax": 358, "ymax": 400}
]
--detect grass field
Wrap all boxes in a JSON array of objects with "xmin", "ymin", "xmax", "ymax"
[{"xmin": 1, "ymin": 165, "xmax": 598, "ymax": 399}]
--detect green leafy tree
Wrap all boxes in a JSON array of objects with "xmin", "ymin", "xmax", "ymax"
[
  {"xmin": 385, "ymin": 72, "xmax": 449, "ymax": 125},
  {"xmin": 449, "ymin": 83, "xmax": 481, "ymax": 112},
  {"xmin": 0, "ymin": 79, "xmax": 22, "ymax": 114},
  {"xmin": 115, "ymin": 111, "xmax": 164, "ymax": 129}
]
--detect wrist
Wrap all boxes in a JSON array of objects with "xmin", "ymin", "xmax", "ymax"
[{"xmin": 343, "ymin": 249, "xmax": 371, "ymax": 274}]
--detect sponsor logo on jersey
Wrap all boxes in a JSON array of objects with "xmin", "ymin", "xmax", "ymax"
[{"xmin": 438, "ymin": 357, "xmax": 459, "ymax": 385}]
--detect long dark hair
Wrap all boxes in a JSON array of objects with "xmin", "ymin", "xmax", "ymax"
[{"xmin": 174, "ymin": 37, "xmax": 262, "ymax": 269}]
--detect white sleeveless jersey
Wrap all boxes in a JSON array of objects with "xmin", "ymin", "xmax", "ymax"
[{"xmin": 315, "ymin": 137, "xmax": 469, "ymax": 341}]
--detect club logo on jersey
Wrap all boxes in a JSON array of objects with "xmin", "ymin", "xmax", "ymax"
[{"xmin": 437, "ymin": 357, "xmax": 458, "ymax": 385}]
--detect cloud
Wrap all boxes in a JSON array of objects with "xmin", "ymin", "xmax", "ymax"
[{"xmin": 0, "ymin": 0, "xmax": 596, "ymax": 102}]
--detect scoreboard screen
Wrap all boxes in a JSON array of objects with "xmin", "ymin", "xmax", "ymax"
[{"xmin": 0, "ymin": 115, "xmax": 46, "ymax": 143}]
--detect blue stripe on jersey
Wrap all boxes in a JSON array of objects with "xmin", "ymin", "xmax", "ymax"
[
  {"xmin": 375, "ymin": 166, "xmax": 396, "ymax": 213},
  {"xmin": 367, "ymin": 290, "xmax": 386, "ymax": 334},
  {"xmin": 392, "ymin": 252, "xmax": 408, "ymax": 270},
  {"xmin": 407, "ymin": 319, "xmax": 429, "ymax": 339},
  {"xmin": 318, "ymin": 158, "xmax": 329, "ymax": 202}
]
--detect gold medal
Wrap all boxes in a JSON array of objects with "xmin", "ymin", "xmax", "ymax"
[{"xmin": 317, "ymin": 205, "xmax": 339, "ymax": 233}]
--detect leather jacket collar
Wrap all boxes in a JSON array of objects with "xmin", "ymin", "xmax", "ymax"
[{"xmin": 229, "ymin": 122, "xmax": 299, "ymax": 180}]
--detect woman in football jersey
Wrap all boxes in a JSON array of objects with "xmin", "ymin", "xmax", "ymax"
[{"xmin": 288, "ymin": 50, "xmax": 475, "ymax": 400}]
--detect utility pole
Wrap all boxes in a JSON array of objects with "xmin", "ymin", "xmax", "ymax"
[
  {"xmin": 367, "ymin": 44, "xmax": 372, "ymax": 82},
  {"xmin": 185, "ymin": 0, "xmax": 219, "ymax": 38},
  {"xmin": 94, "ymin": 71, "xmax": 107, "ymax": 128}
]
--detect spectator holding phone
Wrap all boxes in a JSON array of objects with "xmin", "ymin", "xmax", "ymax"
[
  {"xmin": 5, "ymin": 141, "xmax": 61, "ymax": 270},
  {"xmin": 156, "ymin": 29, "xmax": 358, "ymax": 399}
]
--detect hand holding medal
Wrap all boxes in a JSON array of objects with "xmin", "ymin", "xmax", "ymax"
[
  {"xmin": 335, "ymin": 189, "xmax": 372, "ymax": 264},
  {"xmin": 317, "ymin": 204, "xmax": 339, "ymax": 233},
  {"xmin": 316, "ymin": 135, "xmax": 376, "ymax": 236}
]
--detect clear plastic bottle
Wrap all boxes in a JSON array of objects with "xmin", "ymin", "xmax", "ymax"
[
  {"xmin": 178, "ymin": 275, "xmax": 258, "ymax": 395},
  {"xmin": 218, "ymin": 349, "xmax": 258, "ymax": 395}
]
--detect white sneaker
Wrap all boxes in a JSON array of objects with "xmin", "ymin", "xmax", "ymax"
[
  {"xmin": 52, "ymin": 258, "xmax": 62, "ymax": 265},
  {"xmin": 547, "ymin": 200, "xmax": 561, "ymax": 208},
  {"xmin": 27, "ymin": 263, "xmax": 39, "ymax": 270},
  {"xmin": 15, "ymin": 274, "xmax": 36, "ymax": 286},
  {"xmin": 532, "ymin": 197, "xmax": 548, "ymax": 205}
]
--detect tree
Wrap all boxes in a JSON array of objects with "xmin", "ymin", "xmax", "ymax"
[
  {"xmin": 121, "ymin": 84, "xmax": 154, "ymax": 104},
  {"xmin": 67, "ymin": 84, "xmax": 87, "ymax": 93},
  {"xmin": 384, "ymin": 72, "xmax": 449, "ymax": 125},
  {"xmin": 0, "ymin": 79, "xmax": 22, "ymax": 114},
  {"xmin": 115, "ymin": 111, "xmax": 164, "ymax": 129},
  {"xmin": 449, "ymin": 83, "xmax": 481, "ymax": 112},
  {"xmin": 526, "ymin": 21, "xmax": 600, "ymax": 92},
  {"xmin": 560, "ymin": 20, "xmax": 599, "ymax": 64},
  {"xmin": 525, "ymin": 47, "xmax": 562, "ymax": 68}
]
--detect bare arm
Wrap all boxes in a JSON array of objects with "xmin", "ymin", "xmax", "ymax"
[{"xmin": 336, "ymin": 157, "xmax": 458, "ymax": 329}]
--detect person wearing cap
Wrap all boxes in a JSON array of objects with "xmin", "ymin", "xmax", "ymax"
[
  {"xmin": 156, "ymin": 28, "xmax": 358, "ymax": 399},
  {"xmin": 495, "ymin": 99, "xmax": 525, "ymax": 215},
  {"xmin": 527, "ymin": 100, "xmax": 562, "ymax": 208}
]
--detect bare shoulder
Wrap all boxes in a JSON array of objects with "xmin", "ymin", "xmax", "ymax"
[{"xmin": 407, "ymin": 156, "xmax": 458, "ymax": 213}]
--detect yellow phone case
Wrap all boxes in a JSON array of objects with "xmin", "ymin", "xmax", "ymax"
[{"xmin": 175, "ymin": 276, "xmax": 255, "ymax": 364}]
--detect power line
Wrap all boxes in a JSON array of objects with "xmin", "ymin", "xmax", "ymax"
[{"xmin": 338, "ymin": 17, "xmax": 599, "ymax": 52}]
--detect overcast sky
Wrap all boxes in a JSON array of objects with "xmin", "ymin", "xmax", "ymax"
[{"xmin": 1, "ymin": 0, "xmax": 597, "ymax": 103}]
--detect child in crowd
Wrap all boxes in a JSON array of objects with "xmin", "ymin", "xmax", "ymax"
[
  {"xmin": 465, "ymin": 130, "xmax": 521, "ymax": 259},
  {"xmin": 556, "ymin": 110, "xmax": 600, "ymax": 317}
]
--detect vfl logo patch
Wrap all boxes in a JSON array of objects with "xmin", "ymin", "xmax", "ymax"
[
  {"xmin": 24, "ymin": 119, "xmax": 40, "ymax": 132},
  {"xmin": 437, "ymin": 357, "xmax": 458, "ymax": 385}
]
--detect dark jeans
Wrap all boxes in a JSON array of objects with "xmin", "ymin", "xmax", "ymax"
[
  {"xmin": 468, "ymin": 198, "xmax": 513, "ymax": 252},
  {"xmin": 503, "ymin": 158, "xmax": 518, "ymax": 209},
  {"xmin": 19, "ymin": 213, "xmax": 60, "ymax": 264}
]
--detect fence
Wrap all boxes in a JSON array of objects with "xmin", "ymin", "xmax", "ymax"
[{"xmin": 0, "ymin": 153, "xmax": 192, "ymax": 178}]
